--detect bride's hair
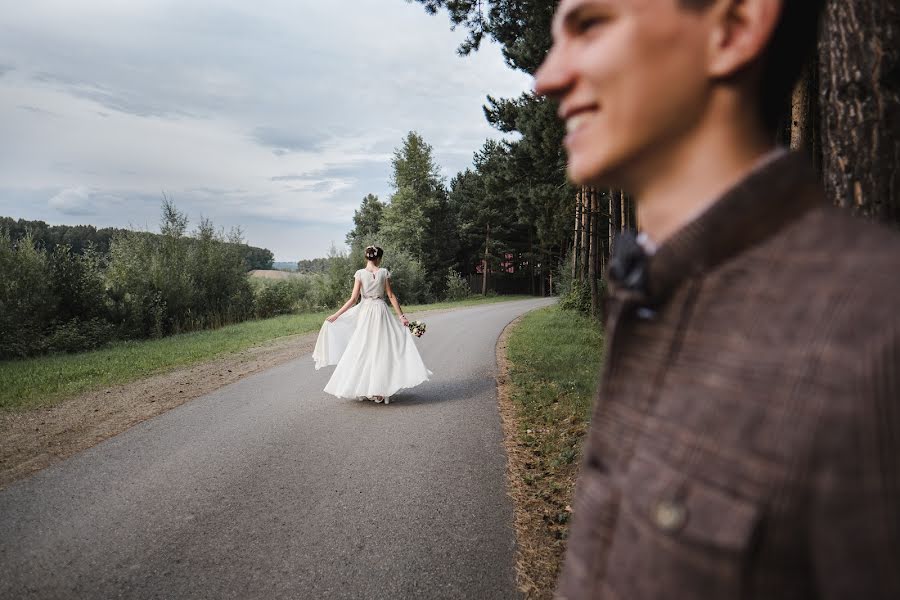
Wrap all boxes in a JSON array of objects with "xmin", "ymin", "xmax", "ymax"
[{"xmin": 365, "ymin": 246, "xmax": 384, "ymax": 261}]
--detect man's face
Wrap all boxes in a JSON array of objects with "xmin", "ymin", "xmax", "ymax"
[{"xmin": 535, "ymin": 0, "xmax": 714, "ymax": 186}]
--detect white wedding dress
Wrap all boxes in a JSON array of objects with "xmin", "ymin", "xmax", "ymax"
[{"xmin": 313, "ymin": 268, "xmax": 432, "ymax": 399}]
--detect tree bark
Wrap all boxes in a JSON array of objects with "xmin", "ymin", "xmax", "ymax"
[
  {"xmin": 791, "ymin": 65, "xmax": 812, "ymax": 152},
  {"xmin": 609, "ymin": 189, "xmax": 622, "ymax": 248},
  {"xmin": 581, "ymin": 187, "xmax": 593, "ymax": 284},
  {"xmin": 578, "ymin": 187, "xmax": 591, "ymax": 283},
  {"xmin": 589, "ymin": 188, "xmax": 599, "ymax": 318},
  {"xmin": 573, "ymin": 189, "xmax": 582, "ymax": 280},
  {"xmin": 819, "ymin": 0, "xmax": 900, "ymax": 226},
  {"xmin": 482, "ymin": 223, "xmax": 490, "ymax": 295}
]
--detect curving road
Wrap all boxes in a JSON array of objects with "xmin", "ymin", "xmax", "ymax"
[{"xmin": 0, "ymin": 297, "xmax": 554, "ymax": 600}]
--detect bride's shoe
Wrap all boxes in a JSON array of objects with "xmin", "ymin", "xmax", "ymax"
[
  {"xmin": 373, "ymin": 396, "xmax": 384, "ymax": 403},
  {"xmin": 384, "ymin": 396, "xmax": 390, "ymax": 405}
]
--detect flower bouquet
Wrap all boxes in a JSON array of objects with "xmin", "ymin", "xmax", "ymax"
[{"xmin": 407, "ymin": 320, "xmax": 426, "ymax": 338}]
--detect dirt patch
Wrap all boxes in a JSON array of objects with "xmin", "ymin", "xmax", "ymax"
[
  {"xmin": 0, "ymin": 331, "xmax": 318, "ymax": 490},
  {"xmin": 497, "ymin": 315, "xmax": 561, "ymax": 600}
]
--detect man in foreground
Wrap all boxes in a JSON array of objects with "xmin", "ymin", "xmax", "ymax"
[{"xmin": 535, "ymin": 0, "xmax": 900, "ymax": 598}]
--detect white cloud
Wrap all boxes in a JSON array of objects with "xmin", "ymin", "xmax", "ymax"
[
  {"xmin": 0, "ymin": 0, "xmax": 534, "ymax": 260},
  {"xmin": 48, "ymin": 186, "xmax": 94, "ymax": 215}
]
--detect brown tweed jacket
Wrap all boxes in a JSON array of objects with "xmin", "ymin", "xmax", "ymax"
[{"xmin": 557, "ymin": 152, "xmax": 900, "ymax": 600}]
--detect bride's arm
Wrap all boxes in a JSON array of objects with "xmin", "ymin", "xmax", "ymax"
[
  {"xmin": 384, "ymin": 277, "xmax": 410, "ymax": 327},
  {"xmin": 327, "ymin": 278, "xmax": 362, "ymax": 322}
]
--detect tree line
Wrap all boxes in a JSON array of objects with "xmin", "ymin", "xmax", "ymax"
[
  {"xmin": 1, "ymin": 202, "xmax": 338, "ymax": 360},
  {"xmin": 0, "ymin": 216, "xmax": 275, "ymax": 270}
]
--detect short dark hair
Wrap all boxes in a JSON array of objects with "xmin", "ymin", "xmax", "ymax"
[
  {"xmin": 364, "ymin": 245, "xmax": 384, "ymax": 260},
  {"xmin": 680, "ymin": 0, "xmax": 825, "ymax": 131}
]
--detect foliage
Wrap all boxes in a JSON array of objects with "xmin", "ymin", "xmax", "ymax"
[
  {"xmin": 240, "ymin": 245, "xmax": 275, "ymax": 270},
  {"xmin": 351, "ymin": 234, "xmax": 433, "ymax": 305},
  {"xmin": 297, "ymin": 257, "xmax": 335, "ymax": 273},
  {"xmin": 0, "ymin": 215, "xmax": 274, "ymax": 271},
  {"xmin": 379, "ymin": 132, "xmax": 458, "ymax": 297},
  {"xmin": 253, "ymin": 280, "xmax": 302, "ymax": 318},
  {"xmin": 444, "ymin": 268, "xmax": 471, "ymax": 301},
  {"xmin": 43, "ymin": 318, "xmax": 117, "ymax": 354},
  {"xmin": 411, "ymin": 0, "xmax": 574, "ymax": 292},
  {"xmin": 307, "ymin": 244, "xmax": 361, "ymax": 310},
  {"xmin": 345, "ymin": 193, "xmax": 385, "ymax": 247},
  {"xmin": 0, "ymin": 230, "xmax": 55, "ymax": 358},
  {"xmin": 106, "ymin": 203, "xmax": 255, "ymax": 338},
  {"xmin": 0, "ymin": 201, "xmax": 265, "ymax": 359},
  {"xmin": 412, "ymin": 0, "xmax": 556, "ymax": 73},
  {"xmin": 558, "ymin": 280, "xmax": 592, "ymax": 316}
]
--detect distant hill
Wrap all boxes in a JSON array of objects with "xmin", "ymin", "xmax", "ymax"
[{"xmin": 272, "ymin": 262, "xmax": 298, "ymax": 271}]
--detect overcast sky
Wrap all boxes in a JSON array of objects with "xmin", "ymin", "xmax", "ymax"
[{"xmin": 0, "ymin": 0, "xmax": 532, "ymax": 261}]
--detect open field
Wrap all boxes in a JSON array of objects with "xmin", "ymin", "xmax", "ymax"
[
  {"xmin": 497, "ymin": 305, "xmax": 603, "ymax": 598},
  {"xmin": 248, "ymin": 269, "xmax": 301, "ymax": 280},
  {"xmin": 0, "ymin": 295, "xmax": 533, "ymax": 411}
]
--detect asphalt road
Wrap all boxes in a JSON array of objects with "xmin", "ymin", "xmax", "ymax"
[{"xmin": 0, "ymin": 297, "xmax": 554, "ymax": 600}]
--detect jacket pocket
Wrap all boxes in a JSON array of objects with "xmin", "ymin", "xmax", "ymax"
[{"xmin": 604, "ymin": 452, "xmax": 761, "ymax": 599}]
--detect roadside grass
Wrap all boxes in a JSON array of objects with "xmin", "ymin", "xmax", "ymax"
[
  {"xmin": 0, "ymin": 294, "xmax": 531, "ymax": 411},
  {"xmin": 503, "ymin": 305, "xmax": 603, "ymax": 597}
]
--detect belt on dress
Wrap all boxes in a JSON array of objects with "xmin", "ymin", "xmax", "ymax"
[{"xmin": 361, "ymin": 295, "xmax": 383, "ymax": 300}]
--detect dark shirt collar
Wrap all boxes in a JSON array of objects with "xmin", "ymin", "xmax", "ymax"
[{"xmin": 608, "ymin": 150, "xmax": 822, "ymax": 306}]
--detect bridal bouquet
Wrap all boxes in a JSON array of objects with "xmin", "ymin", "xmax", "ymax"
[{"xmin": 407, "ymin": 320, "xmax": 426, "ymax": 337}]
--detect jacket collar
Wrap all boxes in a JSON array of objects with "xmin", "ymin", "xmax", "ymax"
[{"xmin": 609, "ymin": 150, "xmax": 823, "ymax": 306}]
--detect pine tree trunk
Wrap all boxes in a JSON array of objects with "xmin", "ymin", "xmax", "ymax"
[
  {"xmin": 791, "ymin": 65, "xmax": 811, "ymax": 151},
  {"xmin": 628, "ymin": 194, "xmax": 638, "ymax": 231},
  {"xmin": 573, "ymin": 190, "xmax": 582, "ymax": 280},
  {"xmin": 482, "ymin": 223, "xmax": 490, "ymax": 295},
  {"xmin": 599, "ymin": 189, "xmax": 610, "ymax": 274},
  {"xmin": 610, "ymin": 190, "xmax": 622, "ymax": 246},
  {"xmin": 589, "ymin": 188, "xmax": 599, "ymax": 318},
  {"xmin": 581, "ymin": 188, "xmax": 592, "ymax": 285},
  {"xmin": 819, "ymin": 0, "xmax": 900, "ymax": 226},
  {"xmin": 578, "ymin": 187, "xmax": 591, "ymax": 283}
]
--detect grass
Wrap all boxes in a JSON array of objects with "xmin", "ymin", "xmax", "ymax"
[
  {"xmin": 0, "ymin": 294, "xmax": 532, "ymax": 412},
  {"xmin": 503, "ymin": 305, "xmax": 603, "ymax": 597}
]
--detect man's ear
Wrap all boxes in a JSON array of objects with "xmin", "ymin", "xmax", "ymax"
[{"xmin": 706, "ymin": 0, "xmax": 782, "ymax": 78}]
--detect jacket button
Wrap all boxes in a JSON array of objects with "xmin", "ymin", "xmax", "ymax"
[{"xmin": 654, "ymin": 499, "xmax": 688, "ymax": 533}]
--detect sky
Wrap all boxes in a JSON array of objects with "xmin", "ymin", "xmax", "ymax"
[{"xmin": 0, "ymin": 0, "xmax": 533, "ymax": 261}]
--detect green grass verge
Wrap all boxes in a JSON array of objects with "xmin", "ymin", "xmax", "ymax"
[
  {"xmin": 505, "ymin": 305, "xmax": 603, "ymax": 588},
  {"xmin": 0, "ymin": 295, "xmax": 532, "ymax": 412}
]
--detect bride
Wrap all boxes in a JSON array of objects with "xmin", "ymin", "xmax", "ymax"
[{"xmin": 312, "ymin": 245, "xmax": 431, "ymax": 404}]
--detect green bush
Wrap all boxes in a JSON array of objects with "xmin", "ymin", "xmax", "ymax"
[
  {"xmin": 48, "ymin": 244, "xmax": 108, "ymax": 323},
  {"xmin": 106, "ymin": 203, "xmax": 254, "ymax": 337},
  {"xmin": 307, "ymin": 246, "xmax": 360, "ymax": 310},
  {"xmin": 444, "ymin": 268, "xmax": 471, "ymax": 301},
  {"xmin": 252, "ymin": 277, "xmax": 315, "ymax": 318},
  {"xmin": 44, "ymin": 317, "xmax": 116, "ymax": 354},
  {"xmin": 558, "ymin": 280, "xmax": 593, "ymax": 315},
  {"xmin": 350, "ymin": 235, "xmax": 432, "ymax": 305},
  {"xmin": 0, "ymin": 230, "xmax": 55, "ymax": 359}
]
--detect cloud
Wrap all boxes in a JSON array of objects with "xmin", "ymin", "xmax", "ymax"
[
  {"xmin": 17, "ymin": 104, "xmax": 58, "ymax": 116},
  {"xmin": 252, "ymin": 126, "xmax": 325, "ymax": 154},
  {"xmin": 33, "ymin": 72, "xmax": 197, "ymax": 119},
  {"xmin": 48, "ymin": 186, "xmax": 96, "ymax": 215},
  {"xmin": 0, "ymin": 0, "xmax": 532, "ymax": 260}
]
